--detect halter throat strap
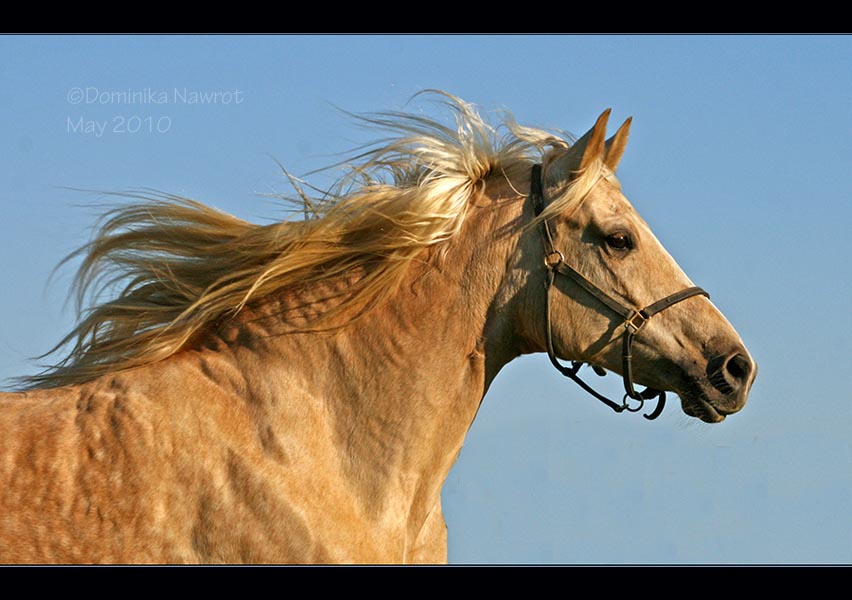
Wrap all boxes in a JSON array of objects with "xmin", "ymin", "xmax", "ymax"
[{"xmin": 529, "ymin": 164, "xmax": 709, "ymax": 420}]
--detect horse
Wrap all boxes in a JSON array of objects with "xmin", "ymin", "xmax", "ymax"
[{"xmin": 0, "ymin": 92, "xmax": 756, "ymax": 563}]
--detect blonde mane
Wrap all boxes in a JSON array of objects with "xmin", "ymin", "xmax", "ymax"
[{"xmin": 23, "ymin": 91, "xmax": 605, "ymax": 389}]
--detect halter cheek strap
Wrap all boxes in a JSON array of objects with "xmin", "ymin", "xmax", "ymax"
[{"xmin": 530, "ymin": 164, "xmax": 709, "ymax": 420}]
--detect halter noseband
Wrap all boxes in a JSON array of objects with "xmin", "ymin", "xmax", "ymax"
[{"xmin": 530, "ymin": 164, "xmax": 709, "ymax": 421}]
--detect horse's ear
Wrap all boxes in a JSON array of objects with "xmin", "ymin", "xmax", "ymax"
[
  {"xmin": 544, "ymin": 109, "xmax": 610, "ymax": 191},
  {"xmin": 604, "ymin": 117, "xmax": 632, "ymax": 171}
]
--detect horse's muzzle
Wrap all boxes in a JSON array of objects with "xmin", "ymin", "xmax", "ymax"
[{"xmin": 682, "ymin": 347, "xmax": 757, "ymax": 422}]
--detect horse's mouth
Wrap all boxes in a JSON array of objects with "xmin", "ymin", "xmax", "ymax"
[{"xmin": 680, "ymin": 391, "xmax": 727, "ymax": 423}]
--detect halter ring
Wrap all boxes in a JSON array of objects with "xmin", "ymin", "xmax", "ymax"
[
  {"xmin": 544, "ymin": 250, "xmax": 564, "ymax": 269},
  {"xmin": 622, "ymin": 393, "xmax": 645, "ymax": 413}
]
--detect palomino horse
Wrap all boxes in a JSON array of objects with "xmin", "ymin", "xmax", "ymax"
[{"xmin": 0, "ymin": 93, "xmax": 756, "ymax": 563}]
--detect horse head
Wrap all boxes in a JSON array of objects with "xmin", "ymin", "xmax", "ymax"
[{"xmin": 520, "ymin": 110, "xmax": 756, "ymax": 423}]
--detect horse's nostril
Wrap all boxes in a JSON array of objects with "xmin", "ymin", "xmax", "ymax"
[
  {"xmin": 726, "ymin": 353, "xmax": 752, "ymax": 383},
  {"xmin": 707, "ymin": 351, "xmax": 753, "ymax": 396}
]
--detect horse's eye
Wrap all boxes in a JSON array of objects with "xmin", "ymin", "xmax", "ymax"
[{"xmin": 606, "ymin": 232, "xmax": 632, "ymax": 251}]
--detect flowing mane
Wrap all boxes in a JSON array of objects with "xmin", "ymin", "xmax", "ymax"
[{"xmin": 23, "ymin": 91, "xmax": 604, "ymax": 389}]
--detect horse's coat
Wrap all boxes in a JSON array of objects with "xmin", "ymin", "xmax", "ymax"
[{"xmin": 0, "ymin": 94, "xmax": 756, "ymax": 563}]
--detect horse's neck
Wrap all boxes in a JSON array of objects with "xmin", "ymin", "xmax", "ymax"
[{"xmin": 212, "ymin": 186, "xmax": 525, "ymax": 523}]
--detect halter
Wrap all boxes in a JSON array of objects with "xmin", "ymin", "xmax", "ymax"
[{"xmin": 529, "ymin": 164, "xmax": 709, "ymax": 420}]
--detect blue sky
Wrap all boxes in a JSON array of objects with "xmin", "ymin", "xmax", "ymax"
[{"xmin": 1, "ymin": 35, "xmax": 850, "ymax": 564}]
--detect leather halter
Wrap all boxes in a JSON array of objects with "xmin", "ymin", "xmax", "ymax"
[{"xmin": 529, "ymin": 164, "xmax": 709, "ymax": 420}]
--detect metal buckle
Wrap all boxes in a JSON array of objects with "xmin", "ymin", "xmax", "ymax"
[
  {"xmin": 544, "ymin": 250, "xmax": 564, "ymax": 269},
  {"xmin": 624, "ymin": 310, "xmax": 648, "ymax": 334},
  {"xmin": 622, "ymin": 393, "xmax": 645, "ymax": 413}
]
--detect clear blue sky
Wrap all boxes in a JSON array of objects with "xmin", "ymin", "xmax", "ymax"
[{"xmin": 1, "ymin": 35, "xmax": 850, "ymax": 564}]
